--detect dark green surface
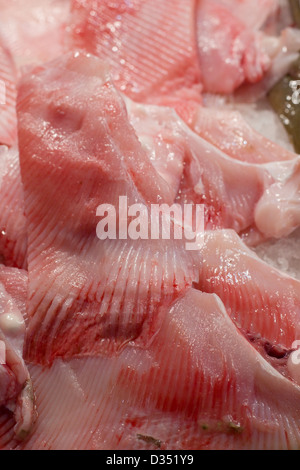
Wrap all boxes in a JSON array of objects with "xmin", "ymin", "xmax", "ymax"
[{"xmin": 268, "ymin": 57, "xmax": 300, "ymax": 153}]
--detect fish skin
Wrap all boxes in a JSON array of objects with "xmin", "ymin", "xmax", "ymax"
[
  {"xmin": 17, "ymin": 52, "xmax": 198, "ymax": 365},
  {"xmin": 195, "ymin": 229, "xmax": 300, "ymax": 359},
  {"xmin": 69, "ymin": 0, "xmax": 202, "ymax": 102},
  {"xmin": 4, "ymin": 289, "xmax": 300, "ymax": 450},
  {"xmin": 0, "ymin": 146, "xmax": 27, "ymax": 269},
  {"xmin": 0, "ymin": 41, "xmax": 17, "ymax": 146},
  {"xmin": 0, "ymin": 267, "xmax": 36, "ymax": 442}
]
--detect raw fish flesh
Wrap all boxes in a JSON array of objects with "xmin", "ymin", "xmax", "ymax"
[
  {"xmin": 0, "ymin": 0, "xmax": 300, "ymax": 451},
  {"xmin": 196, "ymin": 0, "xmax": 271, "ymax": 94},
  {"xmin": 190, "ymin": 106, "xmax": 297, "ymax": 164},
  {"xmin": 195, "ymin": 229, "xmax": 300, "ymax": 373},
  {"xmin": 0, "ymin": 146, "xmax": 27, "ymax": 269},
  {"xmin": 5, "ymin": 289, "xmax": 300, "ymax": 450},
  {"xmin": 0, "ymin": 39, "xmax": 17, "ymax": 146},
  {"xmin": 126, "ymin": 97, "xmax": 300, "ymax": 239},
  {"xmin": 17, "ymin": 53, "xmax": 198, "ymax": 364},
  {"xmin": 0, "ymin": 0, "xmax": 70, "ymax": 69},
  {"xmin": 69, "ymin": 0, "xmax": 202, "ymax": 101},
  {"xmin": 0, "ymin": 266, "xmax": 36, "ymax": 442}
]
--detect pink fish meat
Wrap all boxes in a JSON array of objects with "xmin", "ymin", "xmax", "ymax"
[
  {"xmin": 69, "ymin": 0, "xmax": 202, "ymax": 101},
  {"xmin": 0, "ymin": 0, "xmax": 300, "ymax": 451},
  {"xmin": 4, "ymin": 289, "xmax": 300, "ymax": 450},
  {"xmin": 0, "ymin": 146, "xmax": 27, "ymax": 269},
  {"xmin": 0, "ymin": 39, "xmax": 17, "ymax": 146},
  {"xmin": 17, "ymin": 53, "xmax": 198, "ymax": 364},
  {"xmin": 0, "ymin": 266, "xmax": 36, "ymax": 443}
]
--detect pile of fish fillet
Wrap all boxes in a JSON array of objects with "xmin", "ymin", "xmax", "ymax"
[{"xmin": 1, "ymin": 0, "xmax": 300, "ymax": 450}]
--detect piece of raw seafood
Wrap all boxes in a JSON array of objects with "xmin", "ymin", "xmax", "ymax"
[
  {"xmin": 68, "ymin": 0, "xmax": 285, "ymax": 101},
  {"xmin": 0, "ymin": 39, "xmax": 17, "ymax": 146},
  {"xmin": 190, "ymin": 106, "xmax": 297, "ymax": 163},
  {"xmin": 125, "ymin": 97, "xmax": 300, "ymax": 240},
  {"xmin": 17, "ymin": 52, "xmax": 198, "ymax": 364},
  {"xmin": 0, "ymin": 0, "xmax": 299, "ymax": 451},
  {"xmin": 222, "ymin": 98, "xmax": 295, "ymax": 152},
  {"xmin": 195, "ymin": 230, "xmax": 300, "ymax": 373},
  {"xmin": 235, "ymin": 26, "xmax": 300, "ymax": 102},
  {"xmin": 215, "ymin": 0, "xmax": 279, "ymax": 30},
  {"xmin": 255, "ymin": 159, "xmax": 300, "ymax": 238},
  {"xmin": 0, "ymin": 38, "xmax": 27, "ymax": 269},
  {"xmin": 17, "ymin": 50, "xmax": 300, "ymax": 368},
  {"xmin": 176, "ymin": 114, "xmax": 300, "ymax": 240},
  {"xmin": 0, "ymin": 266, "xmax": 36, "ymax": 443},
  {"xmin": 0, "ymin": 0, "xmax": 70, "ymax": 70},
  {"xmin": 69, "ymin": 0, "xmax": 202, "ymax": 102},
  {"xmin": 68, "ymin": 0, "xmax": 284, "ymax": 99},
  {"xmin": 196, "ymin": 0, "xmax": 271, "ymax": 94},
  {"xmin": 124, "ymin": 97, "xmax": 186, "ymax": 201},
  {"xmin": 130, "ymin": 99, "xmax": 269, "ymax": 235},
  {"xmin": 0, "ymin": 146, "xmax": 27, "ymax": 269},
  {"xmin": 149, "ymin": 85, "xmax": 203, "ymax": 127},
  {"xmin": 0, "ymin": 265, "xmax": 28, "ymax": 321},
  {"xmin": 3, "ymin": 289, "xmax": 300, "ymax": 450}
]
